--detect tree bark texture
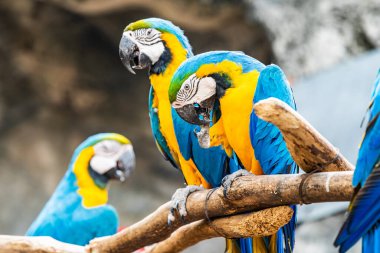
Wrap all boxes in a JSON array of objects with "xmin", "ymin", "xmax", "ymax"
[
  {"xmin": 87, "ymin": 171, "xmax": 353, "ymax": 253},
  {"xmin": 145, "ymin": 206, "xmax": 294, "ymax": 253},
  {"xmin": 0, "ymin": 236, "xmax": 84, "ymax": 253},
  {"xmin": 253, "ymin": 98, "xmax": 354, "ymax": 173}
]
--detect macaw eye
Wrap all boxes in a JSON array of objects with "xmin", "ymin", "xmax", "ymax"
[
  {"xmin": 184, "ymin": 84, "xmax": 190, "ymax": 90},
  {"xmin": 101, "ymin": 145, "xmax": 112, "ymax": 154},
  {"xmin": 147, "ymin": 29, "xmax": 153, "ymax": 35}
]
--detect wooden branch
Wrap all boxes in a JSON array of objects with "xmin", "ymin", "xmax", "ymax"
[
  {"xmin": 253, "ymin": 98, "xmax": 354, "ymax": 173},
  {"xmin": 145, "ymin": 206, "xmax": 293, "ymax": 253},
  {"xmin": 87, "ymin": 171, "xmax": 353, "ymax": 253},
  {"xmin": 0, "ymin": 207, "xmax": 292, "ymax": 253},
  {"xmin": 134, "ymin": 97, "xmax": 356, "ymax": 253},
  {"xmin": 1, "ymin": 98, "xmax": 355, "ymax": 253},
  {"xmin": 0, "ymin": 235, "xmax": 84, "ymax": 253}
]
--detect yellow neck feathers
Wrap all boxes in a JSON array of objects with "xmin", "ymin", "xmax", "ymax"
[
  {"xmin": 204, "ymin": 61, "xmax": 263, "ymax": 174},
  {"xmin": 73, "ymin": 147, "xmax": 108, "ymax": 208},
  {"xmin": 150, "ymin": 33, "xmax": 189, "ymax": 94},
  {"xmin": 196, "ymin": 60, "xmax": 243, "ymax": 82},
  {"xmin": 147, "ymin": 33, "xmax": 210, "ymax": 187}
]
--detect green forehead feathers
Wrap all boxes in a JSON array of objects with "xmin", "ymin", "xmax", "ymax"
[{"xmin": 125, "ymin": 20, "xmax": 151, "ymax": 32}]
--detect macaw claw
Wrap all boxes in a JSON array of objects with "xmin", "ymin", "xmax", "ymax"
[
  {"xmin": 167, "ymin": 185, "xmax": 204, "ymax": 225},
  {"xmin": 222, "ymin": 169, "xmax": 252, "ymax": 199}
]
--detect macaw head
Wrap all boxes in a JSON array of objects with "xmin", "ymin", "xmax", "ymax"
[
  {"xmin": 71, "ymin": 133, "xmax": 135, "ymax": 188},
  {"xmin": 119, "ymin": 18, "xmax": 192, "ymax": 75},
  {"xmin": 169, "ymin": 51, "xmax": 255, "ymax": 125}
]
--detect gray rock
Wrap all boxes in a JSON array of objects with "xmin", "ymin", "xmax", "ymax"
[{"xmin": 246, "ymin": 0, "xmax": 380, "ymax": 77}]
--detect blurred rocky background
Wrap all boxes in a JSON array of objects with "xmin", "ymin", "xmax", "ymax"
[{"xmin": 0, "ymin": 0, "xmax": 379, "ymax": 252}]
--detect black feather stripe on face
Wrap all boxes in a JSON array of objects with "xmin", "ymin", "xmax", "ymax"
[
  {"xmin": 134, "ymin": 29, "xmax": 161, "ymax": 46},
  {"xmin": 209, "ymin": 73, "xmax": 231, "ymax": 99},
  {"xmin": 150, "ymin": 40, "xmax": 172, "ymax": 75}
]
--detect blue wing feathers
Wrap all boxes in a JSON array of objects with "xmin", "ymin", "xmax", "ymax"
[
  {"xmin": 335, "ymin": 70, "xmax": 380, "ymax": 252},
  {"xmin": 249, "ymin": 65, "xmax": 298, "ymax": 253},
  {"xmin": 250, "ymin": 64, "xmax": 297, "ymax": 176},
  {"xmin": 353, "ymin": 71, "xmax": 380, "ymax": 187}
]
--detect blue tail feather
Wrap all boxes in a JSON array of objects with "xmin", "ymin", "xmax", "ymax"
[{"xmin": 362, "ymin": 225, "xmax": 380, "ymax": 253}]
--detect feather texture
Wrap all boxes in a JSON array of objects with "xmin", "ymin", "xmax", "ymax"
[
  {"xmin": 128, "ymin": 19, "xmax": 232, "ymax": 187},
  {"xmin": 335, "ymin": 70, "xmax": 380, "ymax": 253},
  {"xmin": 26, "ymin": 133, "xmax": 129, "ymax": 245},
  {"xmin": 169, "ymin": 51, "xmax": 298, "ymax": 253},
  {"xmin": 247, "ymin": 65, "xmax": 298, "ymax": 253}
]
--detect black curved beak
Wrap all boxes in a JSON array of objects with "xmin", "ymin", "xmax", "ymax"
[
  {"xmin": 173, "ymin": 96, "xmax": 216, "ymax": 125},
  {"xmin": 104, "ymin": 149, "xmax": 136, "ymax": 182},
  {"xmin": 117, "ymin": 149, "xmax": 136, "ymax": 181},
  {"xmin": 119, "ymin": 34, "xmax": 152, "ymax": 74},
  {"xmin": 174, "ymin": 104, "xmax": 208, "ymax": 125},
  {"xmin": 119, "ymin": 35, "xmax": 139, "ymax": 74}
]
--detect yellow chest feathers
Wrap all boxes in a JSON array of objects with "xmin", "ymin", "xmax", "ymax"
[{"xmin": 209, "ymin": 69, "xmax": 263, "ymax": 175}]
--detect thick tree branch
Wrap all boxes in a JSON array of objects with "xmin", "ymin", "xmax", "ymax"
[
  {"xmin": 0, "ymin": 207, "xmax": 292, "ymax": 253},
  {"xmin": 253, "ymin": 98, "xmax": 354, "ymax": 172},
  {"xmin": 88, "ymin": 97, "xmax": 355, "ymax": 253},
  {"xmin": 145, "ymin": 206, "xmax": 293, "ymax": 253},
  {"xmin": 87, "ymin": 171, "xmax": 353, "ymax": 253},
  {"xmin": 2, "ymin": 98, "xmax": 353, "ymax": 253},
  {"xmin": 0, "ymin": 236, "xmax": 84, "ymax": 253},
  {"xmin": 136, "ymin": 97, "xmax": 356, "ymax": 253}
]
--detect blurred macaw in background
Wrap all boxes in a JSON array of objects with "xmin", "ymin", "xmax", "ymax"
[
  {"xmin": 335, "ymin": 70, "xmax": 380, "ymax": 253},
  {"xmin": 26, "ymin": 133, "xmax": 135, "ymax": 246},
  {"xmin": 118, "ymin": 18, "xmax": 233, "ymax": 219},
  {"xmin": 169, "ymin": 51, "xmax": 298, "ymax": 253}
]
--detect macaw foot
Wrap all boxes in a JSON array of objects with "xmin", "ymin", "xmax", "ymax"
[
  {"xmin": 222, "ymin": 169, "xmax": 252, "ymax": 199},
  {"xmin": 167, "ymin": 185, "xmax": 204, "ymax": 225}
]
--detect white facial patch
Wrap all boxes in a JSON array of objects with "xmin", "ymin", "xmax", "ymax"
[
  {"xmin": 91, "ymin": 140, "xmax": 134, "ymax": 175},
  {"xmin": 122, "ymin": 29, "xmax": 165, "ymax": 65},
  {"xmin": 173, "ymin": 74, "xmax": 216, "ymax": 108},
  {"xmin": 140, "ymin": 42, "xmax": 165, "ymax": 64},
  {"xmin": 90, "ymin": 156, "xmax": 117, "ymax": 175}
]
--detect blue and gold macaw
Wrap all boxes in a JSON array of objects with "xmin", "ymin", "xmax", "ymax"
[
  {"xmin": 26, "ymin": 133, "xmax": 135, "ymax": 246},
  {"xmin": 169, "ymin": 51, "xmax": 298, "ymax": 253},
  {"xmin": 335, "ymin": 70, "xmax": 380, "ymax": 253},
  {"xmin": 118, "ymin": 19, "xmax": 231, "ymax": 214}
]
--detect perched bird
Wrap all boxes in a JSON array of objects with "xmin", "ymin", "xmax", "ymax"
[
  {"xmin": 119, "ymin": 18, "xmax": 232, "ymax": 218},
  {"xmin": 169, "ymin": 51, "xmax": 298, "ymax": 253},
  {"xmin": 335, "ymin": 70, "xmax": 380, "ymax": 253},
  {"xmin": 26, "ymin": 133, "xmax": 135, "ymax": 246}
]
